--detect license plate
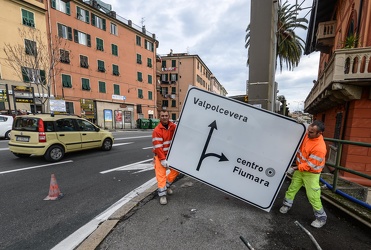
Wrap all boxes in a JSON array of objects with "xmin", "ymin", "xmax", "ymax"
[{"xmin": 16, "ymin": 136, "xmax": 30, "ymax": 142}]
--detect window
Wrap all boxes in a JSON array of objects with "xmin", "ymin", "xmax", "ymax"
[
  {"xmin": 136, "ymin": 54, "xmax": 142, "ymax": 64},
  {"xmin": 171, "ymin": 100, "xmax": 176, "ymax": 107},
  {"xmin": 171, "ymin": 113, "xmax": 176, "ymax": 121},
  {"xmin": 76, "ymin": 6, "xmax": 89, "ymax": 23},
  {"xmin": 73, "ymin": 29, "xmax": 91, "ymax": 46},
  {"xmin": 113, "ymin": 84, "xmax": 120, "ymax": 95},
  {"xmin": 25, "ymin": 39, "xmax": 37, "ymax": 56},
  {"xmin": 138, "ymin": 89, "xmax": 143, "ymax": 99},
  {"xmin": 148, "ymin": 91, "xmax": 153, "ymax": 100},
  {"xmin": 60, "ymin": 49, "xmax": 70, "ymax": 64},
  {"xmin": 80, "ymin": 55, "xmax": 89, "ymax": 68},
  {"xmin": 57, "ymin": 23, "xmax": 72, "ymax": 40},
  {"xmin": 62, "ymin": 74, "xmax": 72, "ymax": 88},
  {"xmin": 22, "ymin": 9, "xmax": 35, "ymax": 27},
  {"xmin": 147, "ymin": 58, "xmax": 152, "ymax": 67},
  {"xmin": 171, "ymin": 87, "xmax": 176, "ymax": 94},
  {"xmin": 97, "ymin": 60, "xmax": 105, "ymax": 72},
  {"xmin": 96, "ymin": 38, "xmax": 104, "ymax": 51},
  {"xmin": 148, "ymin": 75, "xmax": 152, "ymax": 84},
  {"xmin": 112, "ymin": 64, "xmax": 119, "ymax": 76},
  {"xmin": 161, "ymin": 87, "xmax": 168, "ymax": 95},
  {"xmin": 81, "ymin": 78, "xmax": 90, "ymax": 90},
  {"xmin": 162, "ymin": 100, "xmax": 169, "ymax": 107},
  {"xmin": 21, "ymin": 67, "xmax": 45, "ymax": 84},
  {"xmin": 91, "ymin": 13, "xmax": 106, "ymax": 30},
  {"xmin": 161, "ymin": 60, "xmax": 166, "ymax": 68},
  {"xmin": 172, "ymin": 60, "xmax": 176, "ymax": 67},
  {"xmin": 145, "ymin": 40, "xmax": 154, "ymax": 51},
  {"xmin": 137, "ymin": 72, "xmax": 143, "ymax": 82},
  {"xmin": 99, "ymin": 81, "xmax": 106, "ymax": 93},
  {"xmin": 170, "ymin": 73, "xmax": 178, "ymax": 82},
  {"xmin": 136, "ymin": 35, "xmax": 141, "ymax": 46},
  {"xmin": 111, "ymin": 44, "xmax": 118, "ymax": 56},
  {"xmin": 66, "ymin": 102, "xmax": 74, "ymax": 114},
  {"xmin": 161, "ymin": 74, "xmax": 169, "ymax": 83},
  {"xmin": 110, "ymin": 22, "xmax": 118, "ymax": 35},
  {"xmin": 51, "ymin": 0, "xmax": 70, "ymax": 15}
]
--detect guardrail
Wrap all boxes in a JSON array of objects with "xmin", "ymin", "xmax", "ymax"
[{"xmin": 324, "ymin": 137, "xmax": 371, "ymax": 191}]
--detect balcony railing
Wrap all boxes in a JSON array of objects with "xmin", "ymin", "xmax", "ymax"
[
  {"xmin": 305, "ymin": 47, "xmax": 371, "ymax": 109},
  {"xmin": 315, "ymin": 21, "xmax": 336, "ymax": 53}
]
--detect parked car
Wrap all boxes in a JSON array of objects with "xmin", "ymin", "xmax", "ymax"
[
  {"xmin": 0, "ymin": 115, "xmax": 13, "ymax": 139},
  {"xmin": 8, "ymin": 114, "xmax": 114, "ymax": 162}
]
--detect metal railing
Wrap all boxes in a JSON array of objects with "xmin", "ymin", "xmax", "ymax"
[{"xmin": 324, "ymin": 137, "xmax": 371, "ymax": 192}]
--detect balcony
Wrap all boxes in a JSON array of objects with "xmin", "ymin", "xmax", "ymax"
[
  {"xmin": 305, "ymin": 47, "xmax": 371, "ymax": 113},
  {"xmin": 315, "ymin": 21, "xmax": 336, "ymax": 53}
]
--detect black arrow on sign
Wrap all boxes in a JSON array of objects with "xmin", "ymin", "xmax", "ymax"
[{"xmin": 196, "ymin": 120, "xmax": 229, "ymax": 171}]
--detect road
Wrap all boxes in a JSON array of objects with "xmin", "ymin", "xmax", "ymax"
[{"xmin": 0, "ymin": 130, "xmax": 154, "ymax": 250}]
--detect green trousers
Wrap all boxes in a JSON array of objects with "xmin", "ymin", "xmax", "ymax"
[{"xmin": 284, "ymin": 170, "xmax": 323, "ymax": 211}]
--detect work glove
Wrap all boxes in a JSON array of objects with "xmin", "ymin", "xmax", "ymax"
[{"xmin": 160, "ymin": 160, "xmax": 169, "ymax": 168}]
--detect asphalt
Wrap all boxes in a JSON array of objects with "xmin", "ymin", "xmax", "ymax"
[{"xmin": 74, "ymin": 172, "xmax": 371, "ymax": 250}]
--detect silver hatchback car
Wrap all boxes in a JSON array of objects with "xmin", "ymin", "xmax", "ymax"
[{"xmin": 0, "ymin": 114, "xmax": 13, "ymax": 139}]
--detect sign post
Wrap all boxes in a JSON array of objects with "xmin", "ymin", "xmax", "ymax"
[{"xmin": 167, "ymin": 87, "xmax": 306, "ymax": 212}]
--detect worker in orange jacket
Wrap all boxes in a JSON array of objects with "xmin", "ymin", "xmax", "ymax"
[
  {"xmin": 152, "ymin": 109, "xmax": 179, "ymax": 205},
  {"xmin": 280, "ymin": 120, "xmax": 328, "ymax": 228}
]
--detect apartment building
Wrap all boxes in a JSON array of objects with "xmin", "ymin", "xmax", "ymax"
[
  {"xmin": 304, "ymin": 0, "xmax": 371, "ymax": 186},
  {"xmin": 156, "ymin": 51, "xmax": 227, "ymax": 121},
  {"xmin": 48, "ymin": 0, "xmax": 158, "ymax": 129},
  {"xmin": 0, "ymin": 0, "xmax": 48, "ymax": 114}
]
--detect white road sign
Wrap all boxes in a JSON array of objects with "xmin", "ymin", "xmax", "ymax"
[{"xmin": 167, "ymin": 87, "xmax": 306, "ymax": 212}]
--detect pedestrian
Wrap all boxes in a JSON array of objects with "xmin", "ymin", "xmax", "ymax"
[
  {"xmin": 280, "ymin": 120, "xmax": 327, "ymax": 228},
  {"xmin": 152, "ymin": 109, "xmax": 179, "ymax": 205}
]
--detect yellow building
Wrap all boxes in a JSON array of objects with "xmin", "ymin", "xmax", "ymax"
[
  {"xmin": 156, "ymin": 51, "xmax": 227, "ymax": 121},
  {"xmin": 0, "ymin": 0, "xmax": 48, "ymax": 114}
]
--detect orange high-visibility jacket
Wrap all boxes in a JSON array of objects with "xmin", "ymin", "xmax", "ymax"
[
  {"xmin": 152, "ymin": 122, "xmax": 176, "ymax": 161},
  {"xmin": 296, "ymin": 133, "xmax": 327, "ymax": 173}
]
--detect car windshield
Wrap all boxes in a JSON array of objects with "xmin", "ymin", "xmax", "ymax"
[{"xmin": 13, "ymin": 117, "xmax": 39, "ymax": 132}]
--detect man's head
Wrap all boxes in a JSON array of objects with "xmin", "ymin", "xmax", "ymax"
[
  {"xmin": 159, "ymin": 110, "xmax": 170, "ymax": 125},
  {"xmin": 307, "ymin": 120, "xmax": 325, "ymax": 139}
]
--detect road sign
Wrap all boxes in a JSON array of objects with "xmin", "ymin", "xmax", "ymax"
[{"xmin": 167, "ymin": 87, "xmax": 306, "ymax": 212}]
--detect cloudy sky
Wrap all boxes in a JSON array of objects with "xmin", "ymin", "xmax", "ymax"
[{"xmin": 104, "ymin": 0, "xmax": 319, "ymax": 112}]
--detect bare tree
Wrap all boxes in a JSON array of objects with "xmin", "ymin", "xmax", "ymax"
[{"xmin": 3, "ymin": 27, "xmax": 68, "ymax": 112}]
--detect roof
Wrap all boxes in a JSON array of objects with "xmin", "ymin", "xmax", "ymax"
[{"xmin": 304, "ymin": 0, "xmax": 337, "ymax": 55}]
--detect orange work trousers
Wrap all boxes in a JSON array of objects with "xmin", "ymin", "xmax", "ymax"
[{"xmin": 154, "ymin": 156, "xmax": 179, "ymax": 196}]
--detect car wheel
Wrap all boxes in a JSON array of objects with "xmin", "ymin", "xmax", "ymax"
[
  {"xmin": 5, "ymin": 130, "xmax": 11, "ymax": 140},
  {"xmin": 101, "ymin": 138, "xmax": 113, "ymax": 151},
  {"xmin": 13, "ymin": 153, "xmax": 31, "ymax": 158},
  {"xmin": 44, "ymin": 145, "xmax": 65, "ymax": 162}
]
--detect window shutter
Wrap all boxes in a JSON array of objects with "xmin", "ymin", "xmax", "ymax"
[
  {"xmin": 73, "ymin": 29, "xmax": 78, "ymax": 43},
  {"xmin": 51, "ymin": 0, "xmax": 56, "ymax": 9},
  {"xmin": 76, "ymin": 6, "xmax": 81, "ymax": 18},
  {"xmin": 67, "ymin": 27, "xmax": 72, "ymax": 41},
  {"xmin": 40, "ymin": 70, "xmax": 46, "ymax": 84},
  {"xmin": 21, "ymin": 67, "xmax": 30, "ymax": 82},
  {"xmin": 66, "ymin": 2, "xmax": 70, "ymax": 15},
  {"xmin": 85, "ymin": 10, "xmax": 90, "ymax": 23},
  {"xmin": 102, "ymin": 19, "xmax": 106, "ymax": 31},
  {"xmin": 57, "ymin": 23, "xmax": 63, "ymax": 37},
  {"xmin": 91, "ymin": 13, "xmax": 95, "ymax": 26},
  {"xmin": 87, "ymin": 34, "xmax": 91, "ymax": 47}
]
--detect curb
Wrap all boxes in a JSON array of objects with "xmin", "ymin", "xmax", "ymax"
[{"xmin": 75, "ymin": 183, "xmax": 158, "ymax": 250}]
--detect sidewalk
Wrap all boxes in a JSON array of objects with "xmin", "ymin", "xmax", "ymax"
[{"xmin": 76, "ymin": 175, "xmax": 371, "ymax": 250}]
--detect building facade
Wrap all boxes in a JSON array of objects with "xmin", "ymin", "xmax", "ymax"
[
  {"xmin": 156, "ymin": 51, "xmax": 227, "ymax": 121},
  {"xmin": 304, "ymin": 0, "xmax": 371, "ymax": 186},
  {"xmin": 47, "ymin": 0, "xmax": 158, "ymax": 129},
  {"xmin": 0, "ymin": 0, "xmax": 48, "ymax": 114}
]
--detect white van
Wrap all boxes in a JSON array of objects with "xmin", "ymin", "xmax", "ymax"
[{"xmin": 0, "ymin": 115, "xmax": 13, "ymax": 139}]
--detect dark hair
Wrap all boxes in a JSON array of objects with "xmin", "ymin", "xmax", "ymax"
[
  {"xmin": 311, "ymin": 120, "xmax": 325, "ymax": 132},
  {"xmin": 159, "ymin": 109, "xmax": 169, "ymax": 114}
]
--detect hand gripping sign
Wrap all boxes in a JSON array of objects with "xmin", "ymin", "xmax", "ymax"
[{"xmin": 167, "ymin": 87, "xmax": 306, "ymax": 212}]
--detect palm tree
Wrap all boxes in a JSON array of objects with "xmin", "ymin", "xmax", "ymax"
[{"xmin": 245, "ymin": 1, "xmax": 308, "ymax": 72}]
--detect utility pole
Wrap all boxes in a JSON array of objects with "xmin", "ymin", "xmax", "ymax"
[{"xmin": 248, "ymin": 0, "xmax": 278, "ymax": 111}]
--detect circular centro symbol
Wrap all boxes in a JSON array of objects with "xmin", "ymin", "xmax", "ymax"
[{"xmin": 265, "ymin": 168, "xmax": 276, "ymax": 177}]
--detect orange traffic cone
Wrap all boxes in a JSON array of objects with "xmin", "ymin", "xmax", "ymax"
[{"xmin": 44, "ymin": 174, "xmax": 64, "ymax": 200}]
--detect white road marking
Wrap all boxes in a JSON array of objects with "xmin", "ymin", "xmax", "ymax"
[
  {"xmin": 112, "ymin": 142, "xmax": 133, "ymax": 147},
  {"xmin": 142, "ymin": 146, "xmax": 152, "ymax": 150},
  {"xmin": 100, "ymin": 159, "xmax": 153, "ymax": 174},
  {"xmin": 51, "ymin": 177, "xmax": 157, "ymax": 250},
  {"xmin": 0, "ymin": 160, "xmax": 73, "ymax": 175},
  {"xmin": 0, "ymin": 148, "xmax": 9, "ymax": 151},
  {"xmin": 114, "ymin": 135, "xmax": 151, "ymax": 140}
]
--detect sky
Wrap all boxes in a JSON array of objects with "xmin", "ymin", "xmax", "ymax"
[{"xmin": 103, "ymin": 0, "xmax": 319, "ymax": 112}]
